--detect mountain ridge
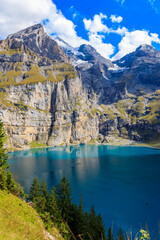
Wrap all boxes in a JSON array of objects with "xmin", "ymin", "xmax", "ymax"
[{"xmin": 0, "ymin": 24, "xmax": 160, "ymax": 149}]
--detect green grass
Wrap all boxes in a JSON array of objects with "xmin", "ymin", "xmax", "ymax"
[
  {"xmin": 46, "ymin": 70, "xmax": 56, "ymax": 82},
  {"xmin": 17, "ymin": 65, "xmax": 46, "ymax": 85},
  {"xmin": 87, "ymin": 139, "xmax": 97, "ymax": 144},
  {"xmin": 116, "ymin": 99, "xmax": 135, "ymax": 117},
  {"xmin": 0, "ymin": 48, "xmax": 24, "ymax": 56},
  {"xmin": 0, "ymin": 70, "xmax": 22, "ymax": 87},
  {"xmin": 29, "ymin": 140, "xmax": 47, "ymax": 148},
  {"xmin": 131, "ymin": 101, "xmax": 145, "ymax": 114},
  {"xmin": 0, "ymin": 190, "xmax": 47, "ymax": 240},
  {"xmin": 100, "ymin": 104, "xmax": 116, "ymax": 119},
  {"xmin": 137, "ymin": 96, "xmax": 146, "ymax": 102},
  {"xmin": 91, "ymin": 108, "xmax": 103, "ymax": 116},
  {"xmin": 54, "ymin": 63, "xmax": 74, "ymax": 71},
  {"xmin": 0, "ymin": 63, "xmax": 77, "ymax": 87},
  {"xmin": 141, "ymin": 98, "xmax": 160, "ymax": 123}
]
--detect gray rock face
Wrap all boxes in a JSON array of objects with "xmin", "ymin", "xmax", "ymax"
[
  {"xmin": 114, "ymin": 44, "xmax": 160, "ymax": 92},
  {"xmin": 0, "ymin": 24, "xmax": 160, "ymax": 149},
  {"xmin": 55, "ymin": 38, "xmax": 126, "ymax": 104},
  {"xmin": 0, "ymin": 77, "xmax": 99, "ymax": 148},
  {"xmin": 8, "ymin": 24, "xmax": 70, "ymax": 63},
  {"xmin": 78, "ymin": 44, "xmax": 113, "ymax": 66}
]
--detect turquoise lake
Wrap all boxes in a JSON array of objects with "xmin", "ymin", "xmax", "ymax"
[{"xmin": 8, "ymin": 145, "xmax": 160, "ymax": 237}]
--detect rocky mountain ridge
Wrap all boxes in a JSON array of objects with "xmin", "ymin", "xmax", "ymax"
[{"xmin": 0, "ymin": 24, "xmax": 160, "ymax": 149}]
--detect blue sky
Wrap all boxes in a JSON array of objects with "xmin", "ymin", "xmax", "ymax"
[
  {"xmin": 0, "ymin": 0, "xmax": 160, "ymax": 59},
  {"xmin": 52, "ymin": 0, "xmax": 160, "ymax": 57}
]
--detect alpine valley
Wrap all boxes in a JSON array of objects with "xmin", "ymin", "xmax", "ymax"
[{"xmin": 0, "ymin": 23, "xmax": 160, "ymax": 150}]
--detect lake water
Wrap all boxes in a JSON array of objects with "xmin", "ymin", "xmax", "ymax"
[{"xmin": 8, "ymin": 145, "xmax": 160, "ymax": 237}]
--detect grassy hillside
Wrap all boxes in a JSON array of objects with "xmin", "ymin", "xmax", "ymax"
[{"xmin": 0, "ymin": 190, "xmax": 63, "ymax": 240}]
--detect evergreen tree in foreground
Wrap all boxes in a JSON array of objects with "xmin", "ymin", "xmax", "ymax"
[
  {"xmin": 0, "ymin": 119, "xmax": 8, "ymax": 190},
  {"xmin": 89, "ymin": 205, "xmax": 107, "ymax": 240},
  {"xmin": 96, "ymin": 213, "xmax": 107, "ymax": 240},
  {"xmin": 117, "ymin": 228, "xmax": 124, "ymax": 240},
  {"xmin": 0, "ymin": 119, "xmax": 24, "ymax": 196},
  {"xmin": 107, "ymin": 227, "xmax": 114, "ymax": 240},
  {"xmin": 69, "ymin": 200, "xmax": 90, "ymax": 239},
  {"xmin": 0, "ymin": 119, "xmax": 8, "ymax": 169},
  {"xmin": 39, "ymin": 179, "xmax": 48, "ymax": 212},
  {"xmin": 47, "ymin": 187, "xmax": 62, "ymax": 224},
  {"xmin": 55, "ymin": 176, "xmax": 72, "ymax": 223},
  {"xmin": 28, "ymin": 176, "xmax": 114, "ymax": 240},
  {"xmin": 28, "ymin": 177, "xmax": 41, "ymax": 202}
]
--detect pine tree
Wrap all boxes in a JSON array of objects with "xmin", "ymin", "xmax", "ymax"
[
  {"xmin": 0, "ymin": 119, "xmax": 9, "ymax": 190},
  {"xmin": 96, "ymin": 214, "xmax": 106, "ymax": 240},
  {"xmin": 107, "ymin": 227, "xmax": 114, "ymax": 240},
  {"xmin": 6, "ymin": 171, "xmax": 24, "ymax": 196},
  {"xmin": 47, "ymin": 187, "xmax": 62, "ymax": 224},
  {"xmin": 55, "ymin": 176, "xmax": 72, "ymax": 223},
  {"xmin": 37, "ymin": 179, "xmax": 49, "ymax": 213},
  {"xmin": 70, "ymin": 197, "xmax": 90, "ymax": 240},
  {"xmin": 0, "ymin": 119, "xmax": 24, "ymax": 197},
  {"xmin": 89, "ymin": 205, "xmax": 98, "ymax": 239},
  {"xmin": 0, "ymin": 119, "xmax": 8, "ymax": 169},
  {"xmin": 89, "ymin": 205, "xmax": 107, "ymax": 240},
  {"xmin": 6, "ymin": 170, "xmax": 16, "ymax": 191},
  {"xmin": 117, "ymin": 228, "xmax": 124, "ymax": 240},
  {"xmin": 41, "ymin": 179, "xmax": 48, "ymax": 199},
  {"xmin": 28, "ymin": 177, "xmax": 41, "ymax": 202}
]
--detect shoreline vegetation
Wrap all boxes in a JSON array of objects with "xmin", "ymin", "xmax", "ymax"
[{"xmin": 8, "ymin": 139, "xmax": 160, "ymax": 153}]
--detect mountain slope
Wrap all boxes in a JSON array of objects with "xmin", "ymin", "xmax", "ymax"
[
  {"xmin": 113, "ymin": 44, "xmax": 160, "ymax": 93},
  {"xmin": 7, "ymin": 24, "xmax": 70, "ymax": 63},
  {"xmin": 0, "ymin": 24, "xmax": 160, "ymax": 149},
  {"xmin": 0, "ymin": 190, "xmax": 64, "ymax": 240}
]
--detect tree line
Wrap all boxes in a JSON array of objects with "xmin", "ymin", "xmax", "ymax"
[
  {"xmin": 28, "ymin": 175, "xmax": 124, "ymax": 240},
  {"xmin": 0, "ymin": 119, "xmax": 150, "ymax": 240}
]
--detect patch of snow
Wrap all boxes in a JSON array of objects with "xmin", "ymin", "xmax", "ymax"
[
  {"xmin": 75, "ymin": 59, "xmax": 87, "ymax": 65},
  {"xmin": 76, "ymin": 52, "xmax": 85, "ymax": 57},
  {"xmin": 55, "ymin": 38, "xmax": 72, "ymax": 51},
  {"xmin": 108, "ymin": 64, "xmax": 129, "ymax": 72}
]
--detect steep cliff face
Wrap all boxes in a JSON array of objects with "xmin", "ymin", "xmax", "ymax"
[
  {"xmin": 1, "ymin": 76, "xmax": 99, "ymax": 148},
  {"xmin": 0, "ymin": 24, "xmax": 160, "ymax": 149},
  {"xmin": 0, "ymin": 25, "xmax": 100, "ymax": 149}
]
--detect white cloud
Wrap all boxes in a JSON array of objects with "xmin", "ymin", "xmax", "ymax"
[
  {"xmin": 83, "ymin": 13, "xmax": 115, "ymax": 58},
  {"xmin": 0, "ymin": 0, "xmax": 52, "ymax": 38},
  {"xmin": 110, "ymin": 15, "xmax": 123, "ymax": 23},
  {"xmin": 0, "ymin": 0, "xmax": 160, "ymax": 61},
  {"xmin": 0, "ymin": 0, "xmax": 86, "ymax": 48},
  {"xmin": 88, "ymin": 33, "xmax": 115, "ymax": 59},
  {"xmin": 83, "ymin": 13, "xmax": 127, "ymax": 36},
  {"xmin": 113, "ymin": 30, "xmax": 160, "ymax": 59},
  {"xmin": 44, "ymin": 10, "xmax": 86, "ymax": 47},
  {"xmin": 0, "ymin": 1, "xmax": 114, "ymax": 58},
  {"xmin": 83, "ymin": 13, "xmax": 108, "ymax": 34},
  {"xmin": 111, "ymin": 27, "xmax": 128, "ymax": 35}
]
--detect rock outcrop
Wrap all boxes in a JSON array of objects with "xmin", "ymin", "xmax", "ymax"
[
  {"xmin": 7, "ymin": 23, "xmax": 70, "ymax": 63},
  {"xmin": 0, "ymin": 24, "xmax": 160, "ymax": 149}
]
